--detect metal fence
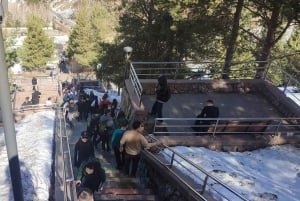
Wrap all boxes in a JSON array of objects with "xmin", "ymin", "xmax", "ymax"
[
  {"xmin": 144, "ymin": 135, "xmax": 250, "ymax": 201},
  {"xmin": 128, "ymin": 60, "xmax": 300, "ymax": 108},
  {"xmin": 131, "ymin": 60, "xmax": 271, "ymax": 80},
  {"xmin": 152, "ymin": 117, "xmax": 300, "ymax": 137},
  {"xmin": 129, "ymin": 63, "xmax": 143, "ymax": 106},
  {"xmin": 265, "ymin": 62, "xmax": 300, "ymax": 106},
  {"xmin": 56, "ymin": 107, "xmax": 77, "ymax": 201}
]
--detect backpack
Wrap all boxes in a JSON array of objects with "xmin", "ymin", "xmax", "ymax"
[{"xmin": 99, "ymin": 120, "xmax": 107, "ymax": 134}]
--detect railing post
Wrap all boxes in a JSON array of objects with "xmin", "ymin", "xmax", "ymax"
[
  {"xmin": 170, "ymin": 152, "xmax": 175, "ymax": 168},
  {"xmin": 201, "ymin": 175, "xmax": 209, "ymax": 194},
  {"xmin": 139, "ymin": 90, "xmax": 143, "ymax": 107}
]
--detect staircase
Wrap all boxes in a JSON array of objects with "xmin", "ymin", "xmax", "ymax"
[
  {"xmin": 14, "ymin": 76, "xmax": 59, "ymax": 110},
  {"xmin": 94, "ymin": 150, "xmax": 159, "ymax": 201},
  {"xmin": 12, "ymin": 75, "xmax": 60, "ymax": 122}
]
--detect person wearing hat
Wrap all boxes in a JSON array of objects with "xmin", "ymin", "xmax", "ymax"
[{"xmin": 74, "ymin": 131, "xmax": 95, "ymax": 168}]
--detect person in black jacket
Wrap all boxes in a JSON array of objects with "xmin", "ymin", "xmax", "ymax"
[
  {"xmin": 149, "ymin": 75, "xmax": 171, "ymax": 120},
  {"xmin": 74, "ymin": 131, "xmax": 95, "ymax": 168},
  {"xmin": 75, "ymin": 158, "xmax": 106, "ymax": 194},
  {"xmin": 193, "ymin": 99, "xmax": 219, "ymax": 134}
]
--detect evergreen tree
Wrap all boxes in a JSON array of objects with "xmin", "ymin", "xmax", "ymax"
[
  {"xmin": 3, "ymin": 31, "xmax": 18, "ymax": 68},
  {"xmin": 222, "ymin": 0, "xmax": 244, "ymax": 79},
  {"xmin": 67, "ymin": 2, "xmax": 97, "ymax": 69},
  {"xmin": 18, "ymin": 15, "xmax": 54, "ymax": 71},
  {"xmin": 247, "ymin": 0, "xmax": 300, "ymax": 79}
]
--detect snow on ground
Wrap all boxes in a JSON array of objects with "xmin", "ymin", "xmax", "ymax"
[
  {"xmin": 278, "ymin": 86, "xmax": 300, "ymax": 106},
  {"xmin": 161, "ymin": 146, "xmax": 300, "ymax": 201},
  {"xmin": 0, "ymin": 111, "xmax": 55, "ymax": 201}
]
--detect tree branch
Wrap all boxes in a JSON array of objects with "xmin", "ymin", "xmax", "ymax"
[{"xmin": 239, "ymin": 26, "xmax": 264, "ymax": 43}]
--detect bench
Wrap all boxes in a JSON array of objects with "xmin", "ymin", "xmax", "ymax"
[{"xmin": 207, "ymin": 120, "xmax": 272, "ymax": 135}]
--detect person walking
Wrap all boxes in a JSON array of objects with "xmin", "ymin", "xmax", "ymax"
[
  {"xmin": 31, "ymin": 87, "xmax": 41, "ymax": 105},
  {"xmin": 32, "ymin": 77, "xmax": 38, "ymax": 90},
  {"xmin": 119, "ymin": 120, "xmax": 160, "ymax": 177},
  {"xmin": 98, "ymin": 109, "xmax": 114, "ymax": 151},
  {"xmin": 111, "ymin": 120, "xmax": 128, "ymax": 170},
  {"xmin": 63, "ymin": 99, "xmax": 78, "ymax": 128},
  {"xmin": 75, "ymin": 158, "xmax": 106, "ymax": 194},
  {"xmin": 149, "ymin": 75, "xmax": 171, "ymax": 121},
  {"xmin": 74, "ymin": 131, "xmax": 95, "ymax": 168}
]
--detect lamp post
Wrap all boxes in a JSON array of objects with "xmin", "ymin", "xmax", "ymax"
[
  {"xmin": 97, "ymin": 63, "xmax": 102, "ymax": 82},
  {"xmin": 0, "ymin": 1, "xmax": 24, "ymax": 200},
  {"xmin": 123, "ymin": 46, "xmax": 133, "ymax": 82}
]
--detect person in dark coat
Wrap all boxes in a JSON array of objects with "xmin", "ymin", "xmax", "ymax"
[
  {"xmin": 75, "ymin": 158, "xmax": 106, "ymax": 194},
  {"xmin": 77, "ymin": 96, "xmax": 85, "ymax": 121},
  {"xmin": 149, "ymin": 75, "xmax": 171, "ymax": 120},
  {"xmin": 31, "ymin": 87, "xmax": 41, "ymax": 105},
  {"xmin": 193, "ymin": 99, "xmax": 220, "ymax": 134},
  {"xmin": 32, "ymin": 77, "xmax": 38, "ymax": 90},
  {"xmin": 82, "ymin": 96, "xmax": 90, "ymax": 121},
  {"xmin": 89, "ymin": 92, "xmax": 98, "ymax": 118},
  {"xmin": 74, "ymin": 131, "xmax": 95, "ymax": 168}
]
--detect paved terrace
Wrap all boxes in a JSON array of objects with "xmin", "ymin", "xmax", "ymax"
[{"xmin": 121, "ymin": 79, "xmax": 300, "ymax": 151}]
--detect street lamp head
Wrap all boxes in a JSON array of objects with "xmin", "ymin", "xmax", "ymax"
[
  {"xmin": 123, "ymin": 46, "xmax": 133, "ymax": 53},
  {"xmin": 123, "ymin": 46, "xmax": 133, "ymax": 61},
  {"xmin": 96, "ymin": 63, "xmax": 102, "ymax": 71}
]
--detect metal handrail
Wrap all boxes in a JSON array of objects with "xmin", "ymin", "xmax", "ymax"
[
  {"xmin": 153, "ymin": 117, "xmax": 300, "ymax": 136},
  {"xmin": 129, "ymin": 60, "xmax": 300, "ymax": 109},
  {"xmin": 144, "ymin": 135, "xmax": 250, "ymax": 201},
  {"xmin": 57, "ymin": 108, "xmax": 77, "ymax": 201},
  {"xmin": 265, "ymin": 62, "xmax": 300, "ymax": 105},
  {"xmin": 131, "ymin": 60, "xmax": 273, "ymax": 80},
  {"xmin": 129, "ymin": 62, "xmax": 143, "ymax": 106},
  {"xmin": 14, "ymin": 103, "xmax": 58, "ymax": 112}
]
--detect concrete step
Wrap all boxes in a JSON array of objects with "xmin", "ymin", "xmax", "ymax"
[
  {"xmin": 95, "ymin": 149, "xmax": 159, "ymax": 201},
  {"xmin": 95, "ymin": 193, "xmax": 158, "ymax": 201}
]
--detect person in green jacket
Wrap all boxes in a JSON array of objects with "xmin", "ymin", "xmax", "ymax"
[{"xmin": 111, "ymin": 120, "xmax": 128, "ymax": 170}]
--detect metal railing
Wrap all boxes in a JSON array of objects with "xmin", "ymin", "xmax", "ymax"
[
  {"xmin": 129, "ymin": 62, "xmax": 143, "ymax": 106},
  {"xmin": 129, "ymin": 60, "xmax": 300, "ymax": 108},
  {"xmin": 14, "ymin": 103, "xmax": 58, "ymax": 112},
  {"xmin": 152, "ymin": 117, "xmax": 300, "ymax": 137},
  {"xmin": 56, "ymin": 107, "xmax": 77, "ymax": 201},
  {"xmin": 144, "ymin": 135, "xmax": 250, "ymax": 201},
  {"xmin": 131, "ymin": 60, "xmax": 272, "ymax": 80},
  {"xmin": 265, "ymin": 62, "xmax": 300, "ymax": 106}
]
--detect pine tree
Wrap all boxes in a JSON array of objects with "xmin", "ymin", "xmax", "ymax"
[
  {"xmin": 67, "ymin": 2, "xmax": 97, "ymax": 69},
  {"xmin": 3, "ymin": 31, "xmax": 18, "ymax": 68},
  {"xmin": 18, "ymin": 15, "xmax": 54, "ymax": 71}
]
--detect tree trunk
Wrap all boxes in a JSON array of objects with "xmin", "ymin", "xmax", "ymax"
[
  {"xmin": 255, "ymin": 3, "xmax": 281, "ymax": 79},
  {"xmin": 222, "ymin": 0, "xmax": 244, "ymax": 79}
]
